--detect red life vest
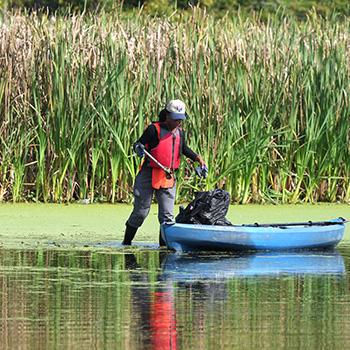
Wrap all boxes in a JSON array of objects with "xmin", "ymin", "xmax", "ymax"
[{"xmin": 149, "ymin": 122, "xmax": 181, "ymax": 170}]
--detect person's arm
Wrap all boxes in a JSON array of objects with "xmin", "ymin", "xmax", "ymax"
[
  {"xmin": 133, "ymin": 124, "xmax": 157, "ymax": 152},
  {"xmin": 195, "ymin": 154, "xmax": 206, "ymax": 168},
  {"xmin": 181, "ymin": 131, "xmax": 206, "ymax": 167}
]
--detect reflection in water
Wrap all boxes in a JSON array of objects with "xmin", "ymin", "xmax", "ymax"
[
  {"xmin": 0, "ymin": 249, "xmax": 350, "ymax": 349},
  {"xmin": 161, "ymin": 251, "xmax": 346, "ymax": 281},
  {"xmin": 150, "ymin": 287, "xmax": 177, "ymax": 349},
  {"xmin": 125, "ymin": 253, "xmax": 177, "ymax": 350}
]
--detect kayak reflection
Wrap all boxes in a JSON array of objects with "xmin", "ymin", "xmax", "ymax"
[{"xmin": 161, "ymin": 251, "xmax": 345, "ymax": 281}]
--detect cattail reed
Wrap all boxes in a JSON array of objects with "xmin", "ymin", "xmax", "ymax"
[{"xmin": 0, "ymin": 9, "xmax": 349, "ymax": 203}]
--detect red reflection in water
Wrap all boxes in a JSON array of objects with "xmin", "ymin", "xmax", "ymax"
[{"xmin": 150, "ymin": 290, "xmax": 177, "ymax": 350}]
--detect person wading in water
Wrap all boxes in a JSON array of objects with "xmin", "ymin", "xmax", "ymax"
[{"xmin": 122, "ymin": 99, "xmax": 207, "ymax": 247}]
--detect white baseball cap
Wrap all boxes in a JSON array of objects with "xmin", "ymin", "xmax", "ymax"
[{"xmin": 165, "ymin": 99, "xmax": 187, "ymax": 120}]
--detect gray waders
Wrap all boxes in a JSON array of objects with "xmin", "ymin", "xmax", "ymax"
[{"xmin": 123, "ymin": 167, "xmax": 176, "ymax": 246}]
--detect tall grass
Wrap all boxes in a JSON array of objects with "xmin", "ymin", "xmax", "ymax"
[{"xmin": 0, "ymin": 9, "xmax": 349, "ymax": 203}]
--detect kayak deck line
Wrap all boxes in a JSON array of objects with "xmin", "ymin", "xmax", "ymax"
[{"xmin": 240, "ymin": 217, "xmax": 347, "ymax": 228}]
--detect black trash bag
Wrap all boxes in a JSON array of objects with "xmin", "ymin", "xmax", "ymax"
[{"xmin": 176, "ymin": 189, "xmax": 232, "ymax": 226}]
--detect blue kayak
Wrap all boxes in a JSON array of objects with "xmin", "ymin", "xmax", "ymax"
[{"xmin": 161, "ymin": 217, "xmax": 347, "ymax": 253}]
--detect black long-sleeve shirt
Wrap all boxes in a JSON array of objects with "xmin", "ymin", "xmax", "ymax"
[{"xmin": 135, "ymin": 124, "xmax": 198, "ymax": 165}]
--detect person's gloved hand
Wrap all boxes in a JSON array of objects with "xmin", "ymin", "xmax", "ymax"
[
  {"xmin": 201, "ymin": 165, "xmax": 208, "ymax": 178},
  {"xmin": 195, "ymin": 165, "xmax": 208, "ymax": 178},
  {"xmin": 195, "ymin": 156, "xmax": 208, "ymax": 178},
  {"xmin": 134, "ymin": 143, "xmax": 145, "ymax": 158}
]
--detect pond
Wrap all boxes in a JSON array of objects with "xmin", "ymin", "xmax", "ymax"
[
  {"xmin": 1, "ymin": 247, "xmax": 350, "ymax": 349},
  {"xmin": 0, "ymin": 204, "xmax": 350, "ymax": 349}
]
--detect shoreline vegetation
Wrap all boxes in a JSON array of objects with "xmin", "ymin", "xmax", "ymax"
[
  {"xmin": 0, "ymin": 8, "xmax": 349, "ymax": 204},
  {"xmin": 1, "ymin": 1, "xmax": 350, "ymax": 19}
]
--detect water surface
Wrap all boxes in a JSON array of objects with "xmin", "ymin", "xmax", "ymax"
[
  {"xmin": 1, "ymin": 245, "xmax": 350, "ymax": 349},
  {"xmin": 0, "ymin": 204, "xmax": 349, "ymax": 349}
]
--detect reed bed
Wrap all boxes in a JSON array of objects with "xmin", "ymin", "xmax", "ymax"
[{"xmin": 0, "ymin": 9, "xmax": 349, "ymax": 203}]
